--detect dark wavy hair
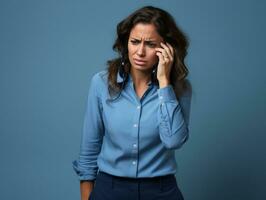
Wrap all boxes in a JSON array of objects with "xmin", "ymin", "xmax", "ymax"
[{"xmin": 105, "ymin": 5, "xmax": 191, "ymax": 102}]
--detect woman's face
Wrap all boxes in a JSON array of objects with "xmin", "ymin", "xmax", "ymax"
[{"xmin": 127, "ymin": 23, "xmax": 164, "ymax": 72}]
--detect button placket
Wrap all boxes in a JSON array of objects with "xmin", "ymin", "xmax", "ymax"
[{"xmin": 131, "ymin": 103, "xmax": 141, "ymax": 173}]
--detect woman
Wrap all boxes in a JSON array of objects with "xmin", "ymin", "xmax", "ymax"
[{"xmin": 72, "ymin": 5, "xmax": 192, "ymax": 200}]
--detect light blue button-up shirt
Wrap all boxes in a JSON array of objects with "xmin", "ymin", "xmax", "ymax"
[{"xmin": 72, "ymin": 69, "xmax": 192, "ymax": 181}]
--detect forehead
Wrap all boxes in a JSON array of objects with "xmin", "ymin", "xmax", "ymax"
[{"xmin": 129, "ymin": 23, "xmax": 162, "ymax": 41}]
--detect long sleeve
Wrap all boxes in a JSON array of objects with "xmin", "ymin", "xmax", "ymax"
[
  {"xmin": 157, "ymin": 84, "xmax": 192, "ymax": 150},
  {"xmin": 72, "ymin": 74, "xmax": 104, "ymax": 181}
]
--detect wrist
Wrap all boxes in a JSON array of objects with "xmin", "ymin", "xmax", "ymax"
[{"xmin": 158, "ymin": 78, "xmax": 170, "ymax": 88}]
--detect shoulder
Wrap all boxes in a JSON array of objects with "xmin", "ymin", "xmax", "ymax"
[
  {"xmin": 88, "ymin": 69, "xmax": 109, "ymax": 96},
  {"xmin": 90, "ymin": 69, "xmax": 108, "ymax": 83}
]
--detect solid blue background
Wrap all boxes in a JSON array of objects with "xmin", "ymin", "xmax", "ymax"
[{"xmin": 0, "ymin": 0, "xmax": 265, "ymax": 199}]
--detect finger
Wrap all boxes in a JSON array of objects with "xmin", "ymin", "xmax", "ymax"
[
  {"xmin": 160, "ymin": 42, "xmax": 173, "ymax": 60},
  {"xmin": 156, "ymin": 51, "xmax": 170, "ymax": 64},
  {"xmin": 166, "ymin": 42, "xmax": 174, "ymax": 55},
  {"xmin": 156, "ymin": 49, "xmax": 171, "ymax": 63},
  {"xmin": 156, "ymin": 51, "xmax": 165, "ymax": 62},
  {"xmin": 155, "ymin": 47, "xmax": 172, "ymax": 60}
]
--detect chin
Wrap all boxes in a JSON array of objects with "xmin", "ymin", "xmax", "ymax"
[{"xmin": 132, "ymin": 64, "xmax": 152, "ymax": 71}]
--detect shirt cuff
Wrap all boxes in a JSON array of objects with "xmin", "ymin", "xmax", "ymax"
[
  {"xmin": 157, "ymin": 85, "xmax": 177, "ymax": 102},
  {"xmin": 72, "ymin": 160, "xmax": 97, "ymax": 181}
]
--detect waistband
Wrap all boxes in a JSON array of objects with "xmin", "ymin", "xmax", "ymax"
[{"xmin": 97, "ymin": 170, "xmax": 176, "ymax": 184}]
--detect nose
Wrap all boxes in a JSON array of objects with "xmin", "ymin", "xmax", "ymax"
[{"xmin": 137, "ymin": 43, "xmax": 145, "ymax": 56}]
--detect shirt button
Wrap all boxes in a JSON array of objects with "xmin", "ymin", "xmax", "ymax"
[
  {"xmin": 159, "ymin": 96, "xmax": 163, "ymax": 99},
  {"xmin": 133, "ymin": 123, "xmax": 138, "ymax": 127},
  {"xmin": 133, "ymin": 143, "xmax": 137, "ymax": 148},
  {"xmin": 132, "ymin": 161, "xmax": 136, "ymax": 165},
  {"xmin": 137, "ymin": 106, "xmax": 141, "ymax": 109}
]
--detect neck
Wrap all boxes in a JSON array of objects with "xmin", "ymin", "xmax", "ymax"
[{"xmin": 130, "ymin": 68, "xmax": 152, "ymax": 88}]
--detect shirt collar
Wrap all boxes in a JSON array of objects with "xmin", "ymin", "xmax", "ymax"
[{"xmin": 116, "ymin": 70, "xmax": 124, "ymax": 83}]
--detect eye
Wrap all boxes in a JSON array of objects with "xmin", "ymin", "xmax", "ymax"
[
  {"xmin": 148, "ymin": 43, "xmax": 156, "ymax": 48},
  {"xmin": 130, "ymin": 40, "xmax": 139, "ymax": 45}
]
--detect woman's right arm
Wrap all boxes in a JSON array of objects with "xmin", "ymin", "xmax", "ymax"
[
  {"xmin": 72, "ymin": 73, "xmax": 105, "ymax": 200},
  {"xmin": 80, "ymin": 181, "xmax": 95, "ymax": 200}
]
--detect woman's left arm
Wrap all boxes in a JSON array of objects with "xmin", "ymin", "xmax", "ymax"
[
  {"xmin": 155, "ymin": 42, "xmax": 192, "ymax": 150},
  {"xmin": 157, "ymin": 84, "xmax": 192, "ymax": 150}
]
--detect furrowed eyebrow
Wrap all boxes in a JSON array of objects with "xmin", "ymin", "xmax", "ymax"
[{"xmin": 130, "ymin": 37, "xmax": 157, "ymax": 43}]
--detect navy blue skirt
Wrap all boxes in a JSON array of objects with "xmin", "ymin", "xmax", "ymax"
[{"xmin": 88, "ymin": 170, "xmax": 184, "ymax": 200}]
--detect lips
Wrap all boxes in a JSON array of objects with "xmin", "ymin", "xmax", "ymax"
[{"xmin": 133, "ymin": 58, "xmax": 147, "ymax": 66}]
